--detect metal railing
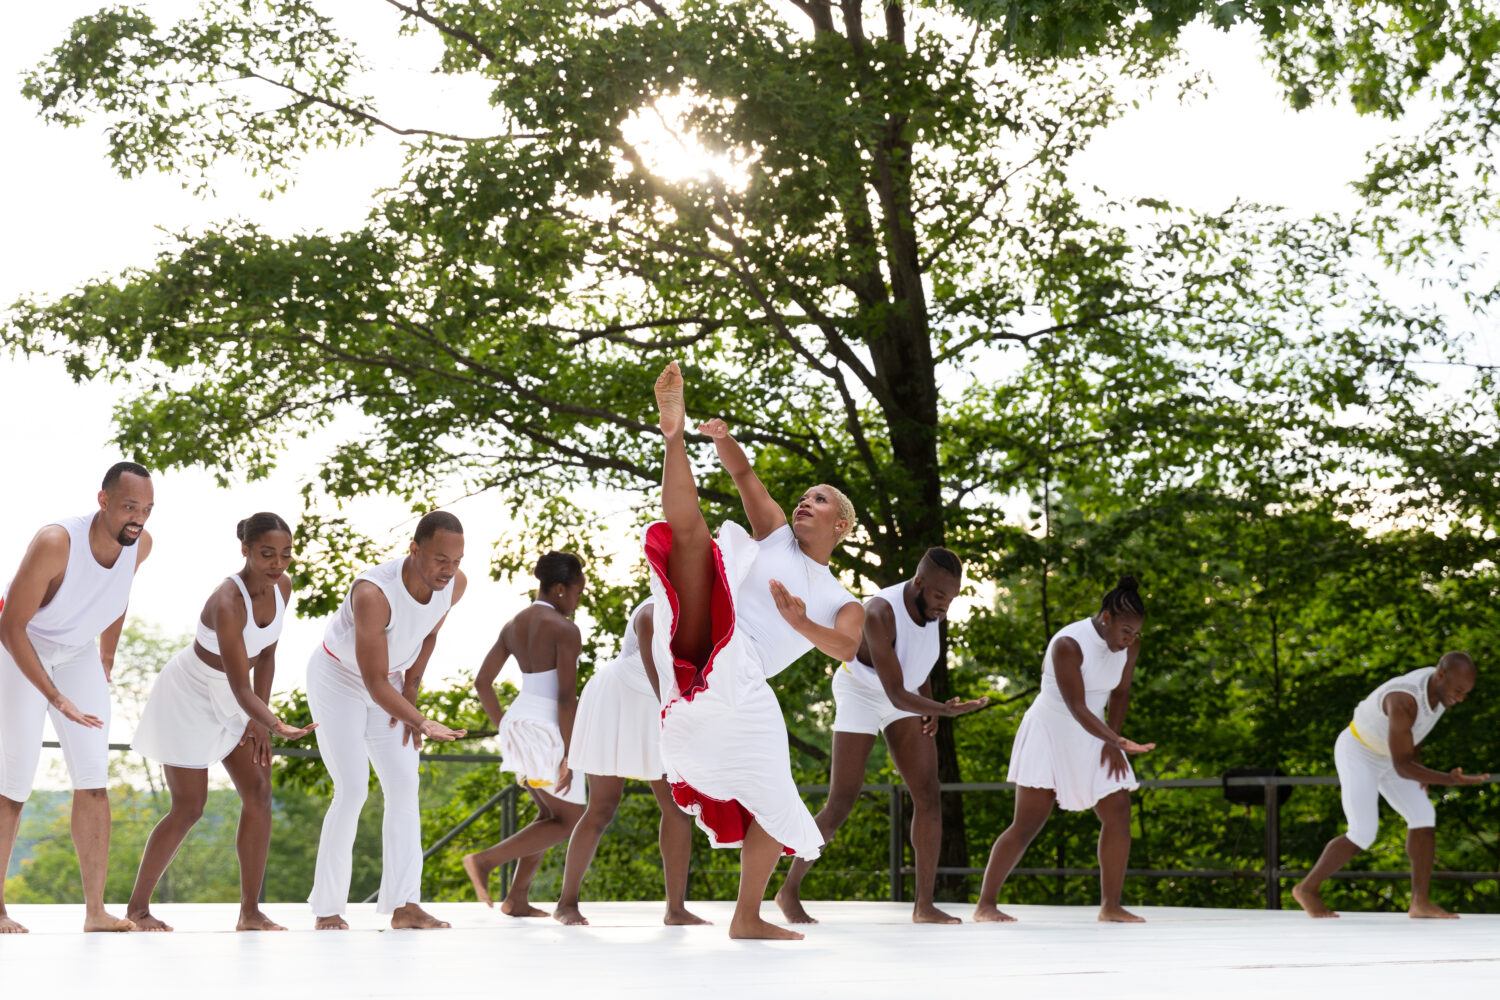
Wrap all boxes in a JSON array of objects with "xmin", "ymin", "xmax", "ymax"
[{"xmin": 50, "ymin": 742, "xmax": 1500, "ymax": 909}]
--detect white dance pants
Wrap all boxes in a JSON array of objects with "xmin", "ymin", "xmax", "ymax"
[
  {"xmin": 0, "ymin": 637, "xmax": 111, "ymax": 801},
  {"xmin": 1335, "ymin": 727, "xmax": 1435, "ymax": 850},
  {"xmin": 306, "ymin": 649, "xmax": 423, "ymax": 916}
]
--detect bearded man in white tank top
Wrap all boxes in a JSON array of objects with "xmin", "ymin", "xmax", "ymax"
[
  {"xmin": 1293, "ymin": 653, "xmax": 1487, "ymax": 919},
  {"xmin": 0, "ymin": 461, "xmax": 154, "ymax": 934},
  {"xmin": 775, "ymin": 548, "xmax": 988, "ymax": 925},
  {"xmin": 307, "ymin": 511, "xmax": 469, "ymax": 930}
]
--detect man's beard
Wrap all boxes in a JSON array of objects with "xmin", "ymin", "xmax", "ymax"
[
  {"xmin": 117, "ymin": 525, "xmax": 142, "ymax": 546},
  {"xmin": 915, "ymin": 590, "xmax": 937, "ymax": 623}
]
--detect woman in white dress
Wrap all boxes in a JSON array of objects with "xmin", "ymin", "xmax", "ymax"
[
  {"xmin": 552, "ymin": 600, "xmax": 707, "ymax": 927},
  {"xmin": 128, "ymin": 513, "xmax": 317, "ymax": 931},
  {"xmin": 647, "ymin": 363, "xmax": 865, "ymax": 940},
  {"xmin": 974, "ymin": 576, "xmax": 1156, "ymax": 924}
]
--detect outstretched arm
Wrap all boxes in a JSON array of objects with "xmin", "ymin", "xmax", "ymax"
[
  {"xmin": 698, "ymin": 419, "xmax": 786, "ymax": 540},
  {"xmin": 771, "ymin": 586, "xmax": 864, "ymax": 663},
  {"xmin": 1387, "ymin": 693, "xmax": 1489, "ymax": 786},
  {"xmin": 864, "ymin": 597, "xmax": 986, "ymax": 718},
  {"xmin": 0, "ymin": 527, "xmax": 102, "ymax": 728}
]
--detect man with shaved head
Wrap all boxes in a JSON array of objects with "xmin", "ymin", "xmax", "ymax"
[
  {"xmin": 0, "ymin": 462, "xmax": 155, "ymax": 933},
  {"xmin": 1294, "ymin": 652, "xmax": 1488, "ymax": 919}
]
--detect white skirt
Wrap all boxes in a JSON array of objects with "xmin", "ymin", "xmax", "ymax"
[
  {"xmin": 132, "ymin": 646, "xmax": 250, "ymax": 769},
  {"xmin": 1007, "ymin": 697, "xmax": 1138, "ymax": 811},
  {"xmin": 498, "ymin": 691, "xmax": 586, "ymax": 805},
  {"xmin": 646, "ymin": 520, "xmax": 823, "ymax": 860},
  {"xmin": 569, "ymin": 650, "xmax": 664, "ymax": 780}
]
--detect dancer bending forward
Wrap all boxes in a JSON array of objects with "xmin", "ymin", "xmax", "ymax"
[
  {"xmin": 553, "ymin": 599, "xmax": 708, "ymax": 926},
  {"xmin": 129, "ymin": 513, "xmax": 316, "ymax": 931},
  {"xmin": 648, "ymin": 364, "xmax": 864, "ymax": 940},
  {"xmin": 463, "ymin": 552, "xmax": 588, "ymax": 916},
  {"xmin": 974, "ymin": 577, "xmax": 1155, "ymax": 923}
]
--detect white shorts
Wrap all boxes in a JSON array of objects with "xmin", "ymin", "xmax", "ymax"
[
  {"xmin": 0, "ymin": 636, "xmax": 112, "ymax": 801},
  {"xmin": 1335, "ymin": 727, "xmax": 1435, "ymax": 850},
  {"xmin": 499, "ymin": 692, "xmax": 587, "ymax": 805},
  {"xmin": 831, "ymin": 666, "xmax": 918, "ymax": 735}
]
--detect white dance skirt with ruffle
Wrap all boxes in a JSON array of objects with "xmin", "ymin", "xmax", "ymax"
[
  {"xmin": 1006, "ymin": 696, "xmax": 1138, "ymax": 811},
  {"xmin": 569, "ymin": 648, "xmax": 664, "ymax": 780},
  {"xmin": 132, "ymin": 646, "xmax": 250, "ymax": 768},
  {"xmin": 498, "ymin": 691, "xmax": 586, "ymax": 805},
  {"xmin": 645, "ymin": 520, "xmax": 823, "ymax": 860}
]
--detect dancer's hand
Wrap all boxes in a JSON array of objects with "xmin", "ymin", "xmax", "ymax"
[
  {"xmin": 1448, "ymin": 767, "xmax": 1491, "ymax": 786},
  {"xmin": 272, "ymin": 718, "xmax": 318, "ymax": 742},
  {"xmin": 921, "ymin": 715, "xmax": 938, "ymax": 737},
  {"xmin": 419, "ymin": 719, "xmax": 466, "ymax": 743},
  {"xmin": 241, "ymin": 722, "xmax": 273, "ymax": 767},
  {"xmin": 1101, "ymin": 744, "xmax": 1129, "ymax": 779},
  {"xmin": 945, "ymin": 695, "xmax": 989, "ymax": 716},
  {"xmin": 556, "ymin": 760, "xmax": 574, "ymax": 796},
  {"xmin": 697, "ymin": 418, "xmax": 730, "ymax": 440},
  {"xmin": 1120, "ymin": 737, "xmax": 1155, "ymax": 754},
  {"xmin": 769, "ymin": 580, "xmax": 808, "ymax": 628},
  {"xmin": 51, "ymin": 694, "xmax": 104, "ymax": 729}
]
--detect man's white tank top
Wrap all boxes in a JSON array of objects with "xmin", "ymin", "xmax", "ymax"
[
  {"xmin": 196, "ymin": 575, "xmax": 286, "ymax": 659},
  {"xmin": 1349, "ymin": 666, "xmax": 1445, "ymax": 756},
  {"xmin": 847, "ymin": 582, "xmax": 941, "ymax": 693},
  {"xmin": 21, "ymin": 514, "xmax": 141, "ymax": 648},
  {"xmin": 322, "ymin": 558, "xmax": 452, "ymax": 675},
  {"xmin": 1035, "ymin": 617, "xmax": 1128, "ymax": 718}
]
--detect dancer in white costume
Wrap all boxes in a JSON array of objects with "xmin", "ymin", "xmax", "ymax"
[
  {"xmin": 974, "ymin": 576, "xmax": 1156, "ymax": 924},
  {"xmin": 1293, "ymin": 653, "xmax": 1486, "ymax": 919},
  {"xmin": 127, "ymin": 513, "xmax": 317, "ymax": 932},
  {"xmin": 307, "ymin": 511, "xmax": 468, "ymax": 930},
  {"xmin": 776, "ymin": 548, "xmax": 988, "ymax": 925},
  {"xmin": 462, "ymin": 552, "xmax": 588, "ymax": 916},
  {"xmin": 647, "ymin": 365, "xmax": 864, "ymax": 940},
  {"xmin": 0, "ymin": 462, "xmax": 153, "ymax": 934},
  {"xmin": 553, "ymin": 599, "xmax": 709, "ymax": 927}
]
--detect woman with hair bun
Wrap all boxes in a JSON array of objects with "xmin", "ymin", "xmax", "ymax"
[
  {"xmin": 974, "ymin": 576, "xmax": 1156, "ymax": 924},
  {"xmin": 461, "ymin": 551, "xmax": 589, "ymax": 916},
  {"xmin": 128, "ymin": 513, "xmax": 316, "ymax": 931}
]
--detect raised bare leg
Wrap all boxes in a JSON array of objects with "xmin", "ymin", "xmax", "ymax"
[
  {"xmin": 126, "ymin": 765, "xmax": 208, "ymax": 931},
  {"xmin": 1094, "ymin": 790, "xmax": 1143, "ymax": 922},
  {"xmin": 650, "ymin": 778, "xmax": 709, "ymax": 925},
  {"xmin": 0, "ymin": 795, "xmax": 28, "ymax": 933},
  {"xmin": 730, "ymin": 820, "xmax": 801, "ymax": 940},
  {"xmin": 654, "ymin": 362, "xmax": 714, "ymax": 669},
  {"xmin": 1405, "ymin": 826, "xmax": 1455, "ymax": 918},
  {"xmin": 1292, "ymin": 835, "xmax": 1361, "ymax": 918},
  {"xmin": 464, "ymin": 787, "xmax": 582, "ymax": 915},
  {"xmin": 776, "ymin": 731, "xmax": 876, "ymax": 924},
  {"xmin": 974, "ymin": 786, "xmax": 1055, "ymax": 923},
  {"xmin": 555, "ymin": 775, "xmax": 625, "ymax": 925},
  {"xmin": 221, "ymin": 742, "xmax": 285, "ymax": 931},
  {"xmin": 886, "ymin": 718, "xmax": 960, "ymax": 924}
]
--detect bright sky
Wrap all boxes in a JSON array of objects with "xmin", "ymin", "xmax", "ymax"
[{"xmin": 0, "ymin": 4, "xmax": 1466, "ymax": 747}]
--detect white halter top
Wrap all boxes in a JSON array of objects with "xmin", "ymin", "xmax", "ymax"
[{"xmin": 196, "ymin": 575, "xmax": 286, "ymax": 658}]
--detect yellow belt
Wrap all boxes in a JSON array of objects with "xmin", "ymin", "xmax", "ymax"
[{"xmin": 1348, "ymin": 722, "xmax": 1383, "ymax": 753}]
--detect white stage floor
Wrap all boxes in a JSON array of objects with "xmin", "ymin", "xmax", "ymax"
[{"xmin": 2, "ymin": 901, "xmax": 1496, "ymax": 999}]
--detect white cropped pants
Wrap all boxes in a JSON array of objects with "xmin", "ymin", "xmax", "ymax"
[
  {"xmin": 306, "ymin": 649, "xmax": 422, "ymax": 917},
  {"xmin": 1335, "ymin": 727, "xmax": 1435, "ymax": 850},
  {"xmin": 0, "ymin": 637, "xmax": 111, "ymax": 801}
]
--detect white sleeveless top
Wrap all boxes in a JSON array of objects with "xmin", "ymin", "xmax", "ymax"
[
  {"xmin": 196, "ymin": 575, "xmax": 286, "ymax": 658},
  {"xmin": 322, "ymin": 558, "xmax": 452, "ymax": 676},
  {"xmin": 734, "ymin": 524, "xmax": 858, "ymax": 678},
  {"xmin": 847, "ymin": 582, "xmax": 941, "ymax": 693},
  {"xmin": 21, "ymin": 514, "xmax": 142, "ymax": 648},
  {"xmin": 1035, "ymin": 617, "xmax": 1128, "ymax": 717},
  {"xmin": 1349, "ymin": 666, "xmax": 1445, "ymax": 756}
]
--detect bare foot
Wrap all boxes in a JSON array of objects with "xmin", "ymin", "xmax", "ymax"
[
  {"xmin": 1292, "ymin": 881, "xmax": 1339, "ymax": 919},
  {"xmin": 913, "ymin": 902, "xmax": 962, "ymax": 925},
  {"xmin": 499, "ymin": 897, "xmax": 550, "ymax": 918},
  {"xmin": 654, "ymin": 362, "xmax": 685, "ymax": 438},
  {"xmin": 237, "ymin": 909, "xmax": 287, "ymax": 932},
  {"xmin": 391, "ymin": 903, "xmax": 450, "ymax": 929},
  {"xmin": 0, "ymin": 914, "xmax": 29, "ymax": 934},
  {"xmin": 1409, "ymin": 899, "xmax": 1459, "ymax": 919},
  {"xmin": 729, "ymin": 913, "xmax": 804, "ymax": 941},
  {"xmin": 314, "ymin": 915, "xmax": 349, "ymax": 930},
  {"xmin": 664, "ymin": 906, "xmax": 711, "ymax": 926},
  {"xmin": 774, "ymin": 887, "xmax": 818, "ymax": 924},
  {"xmin": 553, "ymin": 902, "xmax": 588, "ymax": 926},
  {"xmin": 462, "ymin": 854, "xmax": 493, "ymax": 907},
  {"xmin": 1098, "ymin": 904, "xmax": 1145, "ymax": 923},
  {"xmin": 972, "ymin": 902, "xmax": 1017, "ymax": 923},
  {"xmin": 126, "ymin": 910, "xmax": 172, "ymax": 932},
  {"xmin": 83, "ymin": 912, "xmax": 137, "ymax": 933}
]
